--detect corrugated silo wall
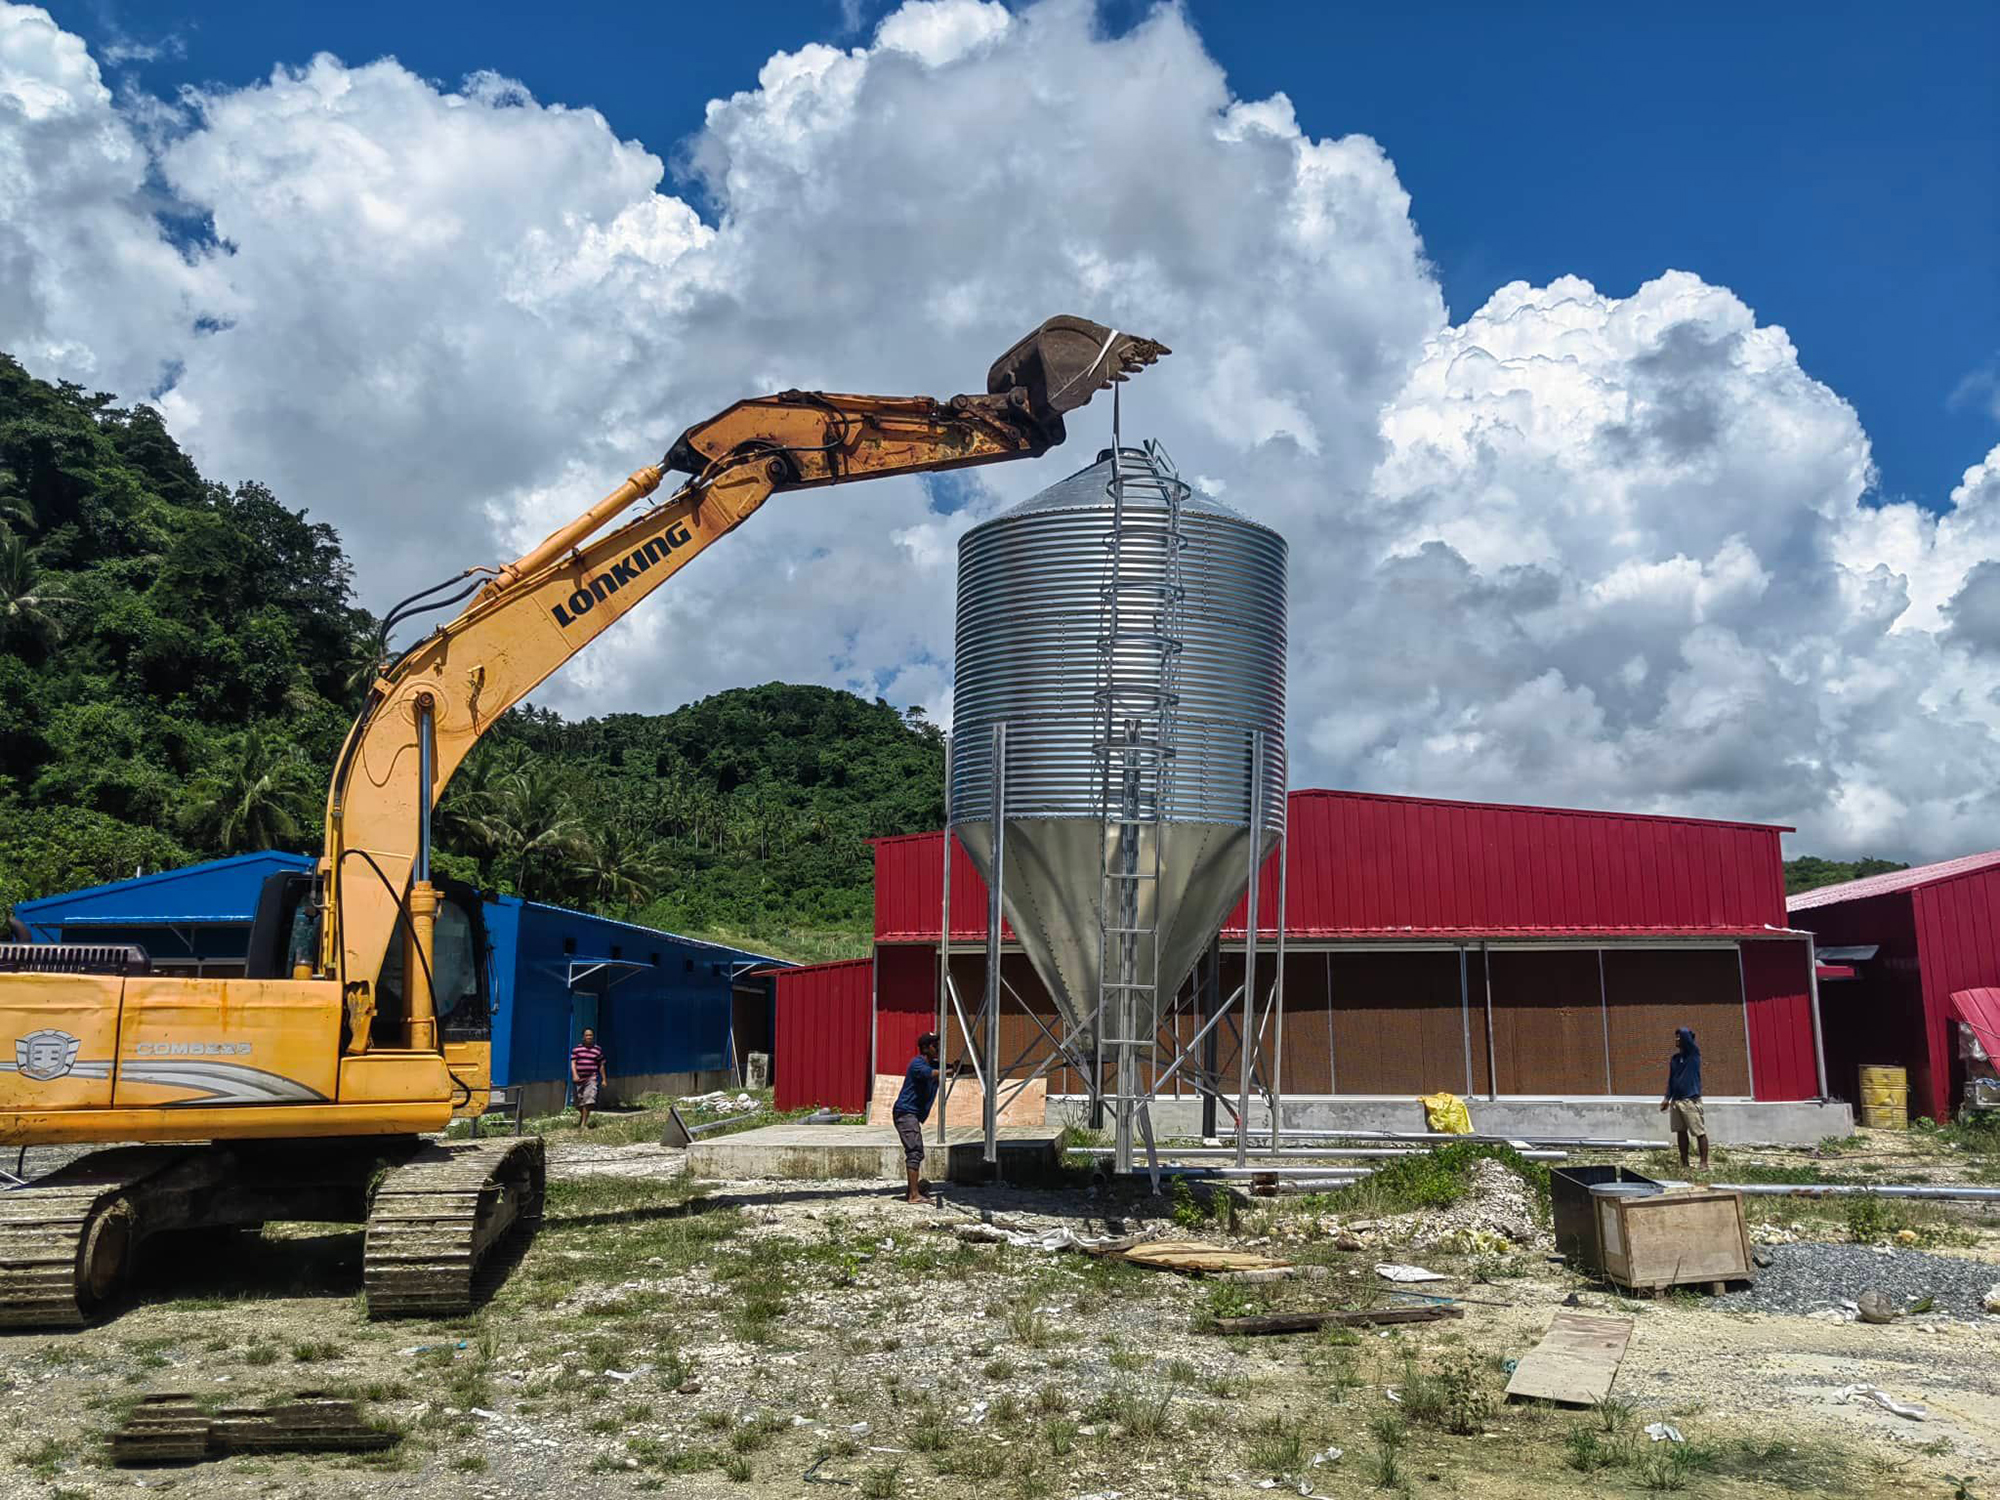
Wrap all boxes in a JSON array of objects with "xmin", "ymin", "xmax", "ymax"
[{"xmin": 494, "ymin": 900, "xmax": 735, "ymax": 1117}]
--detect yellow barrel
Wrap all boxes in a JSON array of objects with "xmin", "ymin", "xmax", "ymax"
[{"xmin": 1857, "ymin": 1065, "xmax": 1908, "ymax": 1129}]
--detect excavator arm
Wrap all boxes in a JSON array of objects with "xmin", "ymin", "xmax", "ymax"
[{"xmin": 320, "ymin": 316, "xmax": 1166, "ymax": 1033}]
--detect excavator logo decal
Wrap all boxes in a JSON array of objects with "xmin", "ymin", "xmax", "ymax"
[
  {"xmin": 549, "ymin": 522, "xmax": 694, "ymax": 628},
  {"xmin": 13, "ymin": 1029, "xmax": 81, "ymax": 1081}
]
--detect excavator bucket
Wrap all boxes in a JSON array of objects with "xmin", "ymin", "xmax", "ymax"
[{"xmin": 988, "ymin": 315, "xmax": 1170, "ymax": 422}]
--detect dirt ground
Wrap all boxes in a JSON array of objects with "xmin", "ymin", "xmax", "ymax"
[{"xmin": 3, "ymin": 1119, "xmax": 1997, "ymax": 1500}]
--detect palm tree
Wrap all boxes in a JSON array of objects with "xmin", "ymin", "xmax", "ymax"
[
  {"xmin": 435, "ymin": 744, "xmax": 513, "ymax": 861},
  {"xmin": 479, "ymin": 761, "xmax": 586, "ymax": 895},
  {"xmin": 0, "ymin": 527, "xmax": 73, "ymax": 646},
  {"xmin": 184, "ymin": 728, "xmax": 314, "ymax": 854},
  {"xmin": 573, "ymin": 822, "xmax": 671, "ymax": 911}
]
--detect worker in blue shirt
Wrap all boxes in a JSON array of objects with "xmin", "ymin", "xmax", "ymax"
[
  {"xmin": 893, "ymin": 1032, "xmax": 948, "ymax": 1204},
  {"xmin": 1659, "ymin": 1027, "xmax": 1708, "ymax": 1171}
]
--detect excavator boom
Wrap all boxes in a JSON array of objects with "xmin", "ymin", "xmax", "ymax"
[
  {"xmin": 321, "ymin": 317, "xmax": 1165, "ymax": 1022},
  {"xmin": 0, "ymin": 313, "xmax": 1165, "ymax": 1327}
]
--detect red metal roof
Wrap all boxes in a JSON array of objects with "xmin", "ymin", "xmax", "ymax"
[
  {"xmin": 1786, "ymin": 849, "xmax": 2000, "ymax": 911},
  {"xmin": 875, "ymin": 788, "xmax": 1792, "ymax": 941}
]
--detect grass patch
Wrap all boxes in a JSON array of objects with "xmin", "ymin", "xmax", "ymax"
[
  {"xmin": 16, "ymin": 1437, "xmax": 70, "ymax": 1478},
  {"xmin": 1007, "ymin": 1303, "xmax": 1052, "ymax": 1348},
  {"xmin": 860, "ymin": 1463, "xmax": 903, "ymax": 1498},
  {"xmin": 1317, "ymin": 1142, "xmax": 1551, "ymax": 1221},
  {"xmin": 291, "ymin": 1338, "xmax": 344, "ymax": 1363},
  {"xmin": 1169, "ymin": 1175, "xmax": 1224, "ymax": 1228},
  {"xmin": 1246, "ymin": 1413, "xmax": 1305, "ymax": 1477}
]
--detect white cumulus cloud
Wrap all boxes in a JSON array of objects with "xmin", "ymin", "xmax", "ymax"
[{"xmin": 0, "ymin": 0, "xmax": 1996, "ymax": 859}]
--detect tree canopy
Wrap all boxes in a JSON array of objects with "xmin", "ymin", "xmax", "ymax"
[
  {"xmin": 1782, "ymin": 855, "xmax": 1910, "ymax": 897},
  {"xmin": 0, "ymin": 353, "xmax": 942, "ymax": 959}
]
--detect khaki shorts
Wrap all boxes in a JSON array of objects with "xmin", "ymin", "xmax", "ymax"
[
  {"xmin": 575, "ymin": 1076, "xmax": 600, "ymax": 1108},
  {"xmin": 1668, "ymin": 1098, "xmax": 1705, "ymax": 1137}
]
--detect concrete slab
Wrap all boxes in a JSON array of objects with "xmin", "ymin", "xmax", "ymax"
[{"xmin": 685, "ymin": 1123, "xmax": 1063, "ymax": 1183}]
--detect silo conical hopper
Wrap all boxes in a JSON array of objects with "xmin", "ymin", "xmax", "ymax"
[{"xmin": 950, "ymin": 446, "xmax": 1287, "ymax": 1106}]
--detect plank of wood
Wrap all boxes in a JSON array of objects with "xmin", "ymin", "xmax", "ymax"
[
  {"xmin": 1121, "ymin": 1240, "xmax": 1292, "ymax": 1274},
  {"xmin": 1503, "ymin": 1311, "xmax": 1634, "ymax": 1406},
  {"xmin": 1213, "ymin": 1305, "xmax": 1465, "ymax": 1335}
]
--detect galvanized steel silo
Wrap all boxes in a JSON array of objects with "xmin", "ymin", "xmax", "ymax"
[{"xmin": 950, "ymin": 446, "xmax": 1287, "ymax": 1050}]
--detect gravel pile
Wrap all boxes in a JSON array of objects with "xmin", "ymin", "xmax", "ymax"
[
  {"xmin": 1413, "ymin": 1156, "xmax": 1549, "ymax": 1251},
  {"xmin": 1717, "ymin": 1241, "xmax": 2000, "ymax": 1321}
]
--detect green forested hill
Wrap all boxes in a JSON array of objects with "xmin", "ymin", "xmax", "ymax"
[
  {"xmin": 1783, "ymin": 855, "xmax": 1910, "ymax": 897},
  {"xmin": 0, "ymin": 353, "xmax": 940, "ymax": 958},
  {"xmin": 450, "ymin": 688, "xmax": 943, "ymax": 959},
  {"xmin": 0, "ymin": 352, "xmax": 371, "ymax": 909}
]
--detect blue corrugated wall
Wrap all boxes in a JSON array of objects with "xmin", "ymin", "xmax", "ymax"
[
  {"xmin": 14, "ymin": 855, "xmax": 780, "ymax": 1100},
  {"xmin": 487, "ymin": 896, "xmax": 770, "ymax": 1093}
]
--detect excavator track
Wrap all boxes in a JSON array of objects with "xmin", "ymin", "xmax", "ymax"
[
  {"xmin": 363, "ymin": 1136, "xmax": 544, "ymax": 1319},
  {"xmin": 0, "ymin": 1147, "xmax": 184, "ymax": 1329}
]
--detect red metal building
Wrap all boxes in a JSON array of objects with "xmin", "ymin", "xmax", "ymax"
[
  {"xmin": 1788, "ymin": 850, "xmax": 2000, "ymax": 1122},
  {"xmin": 866, "ymin": 790, "xmax": 1824, "ymax": 1108},
  {"xmin": 772, "ymin": 958, "xmax": 875, "ymax": 1114}
]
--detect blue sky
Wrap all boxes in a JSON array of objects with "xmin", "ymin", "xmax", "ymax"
[{"xmin": 55, "ymin": 0, "xmax": 2000, "ymax": 510}]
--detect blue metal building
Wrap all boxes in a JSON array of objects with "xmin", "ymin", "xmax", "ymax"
[{"xmin": 11, "ymin": 856, "xmax": 784, "ymax": 1117}]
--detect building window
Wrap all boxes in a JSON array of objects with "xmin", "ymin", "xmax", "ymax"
[
  {"xmin": 684, "ymin": 958, "xmax": 694, "ymax": 975},
  {"xmin": 563, "ymin": 937, "xmax": 576, "ymax": 955},
  {"xmin": 611, "ymin": 945, "xmax": 622, "ymax": 960}
]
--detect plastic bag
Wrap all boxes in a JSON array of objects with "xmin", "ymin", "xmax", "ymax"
[{"xmin": 1420, "ymin": 1091, "xmax": 1472, "ymax": 1134}]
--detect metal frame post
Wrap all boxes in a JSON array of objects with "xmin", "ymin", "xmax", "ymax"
[
  {"xmin": 1483, "ymin": 940, "xmax": 1498, "ymax": 1101},
  {"xmin": 1459, "ymin": 946, "xmax": 1473, "ymax": 1095},
  {"xmin": 1805, "ymin": 934, "xmax": 1829, "ymax": 1100},
  {"xmin": 1235, "ymin": 730, "xmax": 1264, "ymax": 1166},
  {"xmin": 1200, "ymin": 940, "xmax": 1219, "ymax": 1137},
  {"xmin": 938, "ymin": 734, "xmax": 952, "ymax": 1146},
  {"xmin": 1268, "ymin": 803, "xmax": 1288, "ymax": 1152},
  {"xmin": 983, "ymin": 723, "xmax": 1006, "ymax": 1165}
]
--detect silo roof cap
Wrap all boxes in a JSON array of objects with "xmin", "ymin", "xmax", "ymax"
[{"xmin": 998, "ymin": 447, "xmax": 1258, "ymax": 524}]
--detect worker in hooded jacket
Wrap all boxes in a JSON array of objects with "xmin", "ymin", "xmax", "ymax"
[{"xmin": 1660, "ymin": 1026, "xmax": 1708, "ymax": 1171}]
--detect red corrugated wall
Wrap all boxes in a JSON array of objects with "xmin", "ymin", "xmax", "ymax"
[
  {"xmin": 773, "ymin": 959, "xmax": 873, "ymax": 1114},
  {"xmin": 874, "ymin": 944, "xmax": 940, "ymax": 1085},
  {"xmin": 1739, "ymin": 939, "xmax": 1819, "ymax": 1102},
  {"xmin": 1913, "ymin": 867, "xmax": 2000, "ymax": 1121},
  {"xmin": 873, "ymin": 831, "xmax": 1016, "ymax": 943},
  {"xmin": 877, "ymin": 791, "xmax": 1791, "ymax": 940},
  {"xmin": 1223, "ymin": 791, "xmax": 1790, "ymax": 937}
]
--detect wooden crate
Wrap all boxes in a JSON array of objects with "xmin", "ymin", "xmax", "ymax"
[{"xmin": 1596, "ymin": 1187, "xmax": 1751, "ymax": 1292}]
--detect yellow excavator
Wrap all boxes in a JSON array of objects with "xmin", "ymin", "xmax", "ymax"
[{"xmin": 0, "ymin": 317, "xmax": 1165, "ymax": 1326}]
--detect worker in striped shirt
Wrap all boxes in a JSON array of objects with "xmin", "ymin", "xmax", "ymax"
[{"xmin": 570, "ymin": 1028, "xmax": 609, "ymax": 1130}]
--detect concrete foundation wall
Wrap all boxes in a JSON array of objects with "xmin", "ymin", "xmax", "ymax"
[
  {"xmin": 686, "ymin": 1124, "xmax": 1060, "ymax": 1183},
  {"xmin": 1048, "ymin": 1094, "xmax": 1854, "ymax": 1147},
  {"xmin": 513, "ymin": 1068, "xmax": 733, "ymax": 1121}
]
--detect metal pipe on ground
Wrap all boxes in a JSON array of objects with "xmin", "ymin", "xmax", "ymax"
[
  {"xmin": 1261, "ymin": 1128, "xmax": 1668, "ymax": 1149},
  {"xmin": 1701, "ymin": 1182, "xmax": 2000, "ymax": 1203},
  {"xmin": 1076, "ymin": 1145, "xmax": 1568, "ymax": 1162},
  {"xmin": 1107, "ymin": 1164, "xmax": 1372, "ymax": 1181}
]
